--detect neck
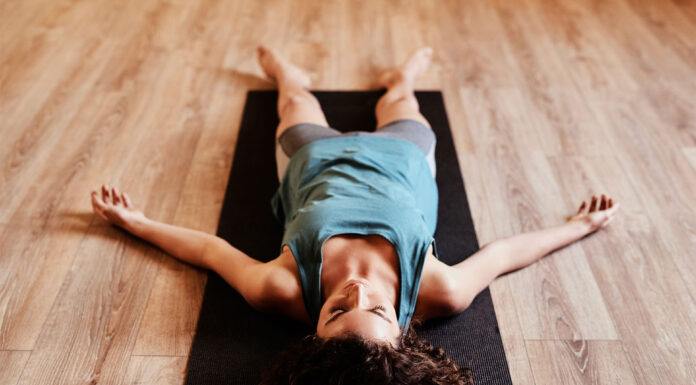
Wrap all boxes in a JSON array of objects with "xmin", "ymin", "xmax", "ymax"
[{"xmin": 321, "ymin": 236, "xmax": 400, "ymax": 304}]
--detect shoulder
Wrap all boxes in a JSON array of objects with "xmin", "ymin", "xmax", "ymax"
[
  {"xmin": 415, "ymin": 241, "xmax": 510, "ymax": 320},
  {"xmin": 252, "ymin": 247, "xmax": 312, "ymax": 325},
  {"xmin": 414, "ymin": 254, "xmax": 460, "ymax": 319},
  {"xmin": 414, "ymin": 247, "xmax": 472, "ymax": 320}
]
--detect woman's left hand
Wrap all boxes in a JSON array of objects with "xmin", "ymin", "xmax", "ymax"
[{"xmin": 567, "ymin": 194, "xmax": 621, "ymax": 232}]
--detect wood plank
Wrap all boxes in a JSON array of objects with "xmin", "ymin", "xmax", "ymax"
[
  {"xmin": 526, "ymin": 340, "xmax": 637, "ymax": 385},
  {"xmin": 459, "ymin": 88, "xmax": 617, "ymax": 340},
  {"xmin": 132, "ymin": 0, "xmax": 253, "ymax": 356},
  {"xmin": 520, "ymin": 0, "xmax": 639, "ymax": 91},
  {"xmin": 0, "ymin": 350, "xmax": 31, "ymax": 385},
  {"xmin": 683, "ymin": 147, "xmax": 696, "ymax": 171},
  {"xmin": 131, "ymin": 258, "xmax": 206, "ymax": 356},
  {"xmin": 437, "ymin": 0, "xmax": 521, "ymax": 89},
  {"xmin": 622, "ymin": 0, "xmax": 696, "ymax": 70},
  {"xmin": 0, "ymin": 222, "xmax": 84, "ymax": 350},
  {"xmin": 0, "ymin": 46, "xmax": 202, "ymax": 348},
  {"xmin": 125, "ymin": 356, "xmax": 187, "ymax": 385},
  {"xmin": 0, "ymin": 0, "xmax": 154, "ymax": 142},
  {"xmin": 549, "ymin": 154, "xmax": 696, "ymax": 384},
  {"xmin": 583, "ymin": 89, "xmax": 696, "ymax": 216},
  {"xmin": 15, "ymin": 226, "xmax": 162, "ymax": 385},
  {"xmin": 672, "ymin": 0, "xmax": 696, "ymax": 24},
  {"xmin": 639, "ymin": 81, "xmax": 696, "ymax": 147},
  {"xmin": 564, "ymin": 0, "xmax": 695, "ymax": 88},
  {"xmin": 504, "ymin": 153, "xmax": 617, "ymax": 340},
  {"xmin": 0, "ymin": 0, "xmax": 173, "ymax": 222},
  {"xmin": 130, "ymin": 69, "xmax": 244, "ymax": 355}
]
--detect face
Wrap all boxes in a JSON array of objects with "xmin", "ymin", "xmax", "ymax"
[{"xmin": 315, "ymin": 279, "xmax": 401, "ymax": 346}]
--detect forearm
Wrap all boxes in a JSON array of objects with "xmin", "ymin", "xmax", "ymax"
[
  {"xmin": 495, "ymin": 220, "xmax": 592, "ymax": 273},
  {"xmin": 124, "ymin": 216, "xmax": 217, "ymax": 269}
]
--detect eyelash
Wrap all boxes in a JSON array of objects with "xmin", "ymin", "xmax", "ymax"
[{"xmin": 331, "ymin": 305, "xmax": 386, "ymax": 314}]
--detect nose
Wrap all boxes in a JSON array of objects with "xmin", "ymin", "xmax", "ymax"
[{"xmin": 346, "ymin": 284, "xmax": 366, "ymax": 308}]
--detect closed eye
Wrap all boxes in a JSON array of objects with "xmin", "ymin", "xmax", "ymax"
[
  {"xmin": 330, "ymin": 306, "xmax": 347, "ymax": 315},
  {"xmin": 325, "ymin": 305, "xmax": 391, "ymax": 325},
  {"xmin": 372, "ymin": 305, "xmax": 386, "ymax": 314}
]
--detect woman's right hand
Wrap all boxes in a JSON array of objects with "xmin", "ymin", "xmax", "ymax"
[
  {"xmin": 567, "ymin": 194, "xmax": 621, "ymax": 233},
  {"xmin": 90, "ymin": 184, "xmax": 145, "ymax": 229}
]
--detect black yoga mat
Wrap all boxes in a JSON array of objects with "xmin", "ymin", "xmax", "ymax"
[{"xmin": 185, "ymin": 90, "xmax": 513, "ymax": 385}]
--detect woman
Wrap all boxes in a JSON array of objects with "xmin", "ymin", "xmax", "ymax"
[{"xmin": 90, "ymin": 46, "xmax": 620, "ymax": 384}]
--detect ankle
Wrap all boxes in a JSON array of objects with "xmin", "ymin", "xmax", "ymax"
[
  {"xmin": 278, "ymin": 70, "xmax": 310, "ymax": 90},
  {"xmin": 388, "ymin": 71, "xmax": 415, "ymax": 89},
  {"xmin": 278, "ymin": 79, "xmax": 309, "ymax": 95},
  {"xmin": 385, "ymin": 81, "xmax": 413, "ymax": 96}
]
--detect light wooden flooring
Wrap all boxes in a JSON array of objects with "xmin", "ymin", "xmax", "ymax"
[{"xmin": 1, "ymin": 0, "xmax": 695, "ymax": 384}]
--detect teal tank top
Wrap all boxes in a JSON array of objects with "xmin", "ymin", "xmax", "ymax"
[{"xmin": 270, "ymin": 136, "xmax": 440, "ymax": 329}]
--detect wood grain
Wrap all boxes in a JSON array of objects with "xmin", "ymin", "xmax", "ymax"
[
  {"xmin": 526, "ymin": 340, "xmax": 637, "ymax": 385},
  {"xmin": 0, "ymin": 350, "xmax": 31, "ymax": 385},
  {"xmin": 125, "ymin": 356, "xmax": 187, "ymax": 385},
  {"xmin": 1, "ymin": 0, "xmax": 694, "ymax": 383}
]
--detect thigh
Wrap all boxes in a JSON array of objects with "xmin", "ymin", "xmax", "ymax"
[
  {"xmin": 276, "ymin": 123, "xmax": 342, "ymax": 181},
  {"xmin": 372, "ymin": 119, "xmax": 435, "ymax": 154},
  {"xmin": 368, "ymin": 119, "xmax": 437, "ymax": 177}
]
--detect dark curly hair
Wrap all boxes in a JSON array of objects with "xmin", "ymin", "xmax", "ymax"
[{"xmin": 260, "ymin": 321, "xmax": 473, "ymax": 385}]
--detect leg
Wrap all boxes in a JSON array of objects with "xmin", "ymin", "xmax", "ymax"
[
  {"xmin": 257, "ymin": 46, "xmax": 329, "ymax": 141},
  {"xmin": 372, "ymin": 47, "xmax": 437, "ymax": 177},
  {"xmin": 375, "ymin": 47, "xmax": 434, "ymax": 130}
]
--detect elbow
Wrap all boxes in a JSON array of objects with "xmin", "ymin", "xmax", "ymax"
[
  {"xmin": 439, "ymin": 275, "xmax": 473, "ymax": 316},
  {"xmin": 245, "ymin": 271, "xmax": 295, "ymax": 313},
  {"xmin": 199, "ymin": 237, "xmax": 222, "ymax": 270},
  {"xmin": 447, "ymin": 293, "xmax": 473, "ymax": 315},
  {"xmin": 441, "ymin": 295, "xmax": 472, "ymax": 317}
]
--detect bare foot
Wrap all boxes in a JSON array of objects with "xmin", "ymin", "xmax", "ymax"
[
  {"xmin": 377, "ymin": 47, "xmax": 433, "ymax": 89},
  {"xmin": 257, "ymin": 45, "xmax": 311, "ymax": 88}
]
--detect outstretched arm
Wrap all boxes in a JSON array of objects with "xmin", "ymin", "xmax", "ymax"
[
  {"xmin": 445, "ymin": 194, "xmax": 620, "ymax": 312},
  {"xmin": 89, "ymin": 184, "xmax": 297, "ymax": 315},
  {"xmin": 90, "ymin": 184, "xmax": 256, "ymax": 271}
]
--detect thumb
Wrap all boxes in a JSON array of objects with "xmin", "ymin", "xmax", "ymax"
[
  {"xmin": 601, "ymin": 216, "xmax": 615, "ymax": 228},
  {"xmin": 607, "ymin": 203, "xmax": 621, "ymax": 216}
]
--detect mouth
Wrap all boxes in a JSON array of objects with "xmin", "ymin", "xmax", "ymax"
[{"xmin": 343, "ymin": 279, "xmax": 369, "ymax": 289}]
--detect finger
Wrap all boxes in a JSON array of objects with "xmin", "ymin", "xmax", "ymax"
[
  {"xmin": 112, "ymin": 187, "xmax": 121, "ymax": 205},
  {"xmin": 603, "ymin": 204, "xmax": 621, "ymax": 221},
  {"xmin": 102, "ymin": 184, "xmax": 110, "ymax": 204},
  {"xmin": 602, "ymin": 216, "xmax": 615, "ymax": 228},
  {"xmin": 577, "ymin": 201, "xmax": 586, "ymax": 214},
  {"xmin": 599, "ymin": 194, "xmax": 607, "ymax": 210},
  {"xmin": 91, "ymin": 191, "xmax": 107, "ymax": 213},
  {"xmin": 608, "ymin": 198, "xmax": 613, "ymax": 208},
  {"xmin": 608, "ymin": 202, "xmax": 621, "ymax": 215},
  {"xmin": 589, "ymin": 195, "xmax": 598, "ymax": 212},
  {"xmin": 91, "ymin": 190, "xmax": 104, "ymax": 207},
  {"xmin": 91, "ymin": 192, "xmax": 110, "ymax": 222},
  {"xmin": 122, "ymin": 192, "xmax": 132, "ymax": 208}
]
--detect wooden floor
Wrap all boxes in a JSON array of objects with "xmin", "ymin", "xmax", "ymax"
[{"xmin": 1, "ymin": 0, "xmax": 695, "ymax": 383}]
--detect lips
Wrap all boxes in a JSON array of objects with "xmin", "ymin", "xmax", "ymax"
[{"xmin": 344, "ymin": 279, "xmax": 369, "ymax": 289}]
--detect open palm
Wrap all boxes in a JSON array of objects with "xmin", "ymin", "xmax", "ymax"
[
  {"xmin": 90, "ymin": 184, "xmax": 144, "ymax": 228},
  {"xmin": 567, "ymin": 194, "xmax": 620, "ymax": 232}
]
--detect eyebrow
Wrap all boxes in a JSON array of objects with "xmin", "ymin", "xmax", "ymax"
[{"xmin": 324, "ymin": 306, "xmax": 393, "ymax": 326}]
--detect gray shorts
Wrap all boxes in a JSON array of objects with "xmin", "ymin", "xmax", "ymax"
[{"xmin": 275, "ymin": 118, "xmax": 437, "ymax": 181}]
